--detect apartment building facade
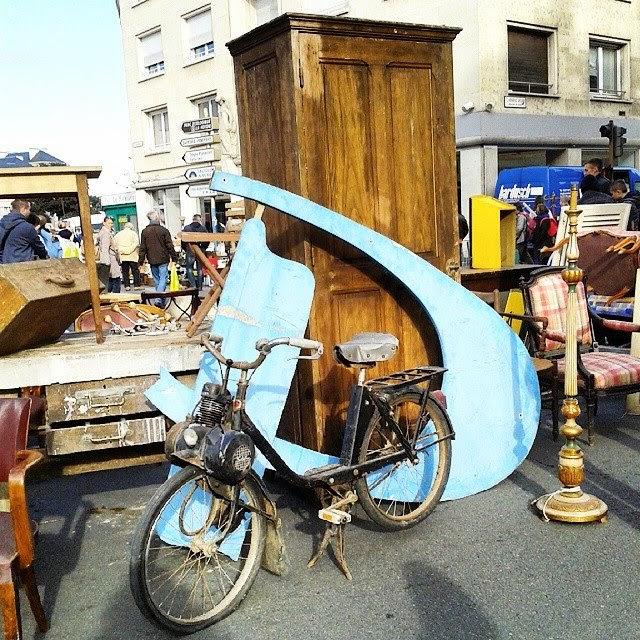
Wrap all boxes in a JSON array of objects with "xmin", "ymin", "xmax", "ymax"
[{"xmin": 118, "ymin": 0, "xmax": 640, "ymax": 233}]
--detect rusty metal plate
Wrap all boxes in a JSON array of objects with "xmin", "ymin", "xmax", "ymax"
[{"xmin": 45, "ymin": 415, "xmax": 167, "ymax": 456}]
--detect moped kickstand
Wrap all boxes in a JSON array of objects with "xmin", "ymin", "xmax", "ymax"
[{"xmin": 307, "ymin": 492, "xmax": 357, "ymax": 580}]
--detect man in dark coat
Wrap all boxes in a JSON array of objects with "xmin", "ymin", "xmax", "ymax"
[
  {"xmin": 0, "ymin": 199, "xmax": 48, "ymax": 263},
  {"xmin": 583, "ymin": 158, "xmax": 611, "ymax": 194},
  {"xmin": 181, "ymin": 214, "xmax": 208, "ymax": 290},
  {"xmin": 138, "ymin": 210, "xmax": 178, "ymax": 298},
  {"xmin": 578, "ymin": 174, "xmax": 615, "ymax": 205}
]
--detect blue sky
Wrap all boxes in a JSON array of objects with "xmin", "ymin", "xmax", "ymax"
[{"xmin": 0, "ymin": 0, "xmax": 130, "ymax": 195}]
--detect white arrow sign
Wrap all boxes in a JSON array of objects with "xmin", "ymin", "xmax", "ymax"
[
  {"xmin": 180, "ymin": 134, "xmax": 217, "ymax": 147},
  {"xmin": 186, "ymin": 184, "xmax": 217, "ymax": 198},
  {"xmin": 182, "ymin": 148, "xmax": 217, "ymax": 164},
  {"xmin": 184, "ymin": 167, "xmax": 215, "ymax": 182}
]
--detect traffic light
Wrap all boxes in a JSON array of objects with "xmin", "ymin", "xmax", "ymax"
[
  {"xmin": 613, "ymin": 125, "xmax": 627, "ymax": 158},
  {"xmin": 600, "ymin": 120, "xmax": 614, "ymax": 140}
]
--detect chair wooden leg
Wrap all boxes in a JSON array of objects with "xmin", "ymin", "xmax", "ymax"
[
  {"xmin": 0, "ymin": 579, "xmax": 21, "ymax": 640},
  {"xmin": 20, "ymin": 566, "xmax": 47, "ymax": 633}
]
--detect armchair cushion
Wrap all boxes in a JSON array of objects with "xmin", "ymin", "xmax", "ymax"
[
  {"xmin": 559, "ymin": 352, "xmax": 640, "ymax": 389},
  {"xmin": 528, "ymin": 272, "xmax": 592, "ymax": 352}
]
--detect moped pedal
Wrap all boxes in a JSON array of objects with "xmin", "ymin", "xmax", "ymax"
[{"xmin": 318, "ymin": 507, "xmax": 351, "ymax": 526}]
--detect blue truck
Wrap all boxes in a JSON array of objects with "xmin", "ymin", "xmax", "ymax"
[{"xmin": 495, "ymin": 165, "xmax": 640, "ymax": 214}]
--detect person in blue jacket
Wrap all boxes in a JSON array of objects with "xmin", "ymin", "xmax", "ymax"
[
  {"xmin": 37, "ymin": 214, "xmax": 62, "ymax": 258},
  {"xmin": 0, "ymin": 199, "xmax": 48, "ymax": 263}
]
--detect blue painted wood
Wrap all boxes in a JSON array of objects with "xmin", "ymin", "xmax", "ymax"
[{"xmin": 209, "ymin": 171, "xmax": 540, "ymax": 500}]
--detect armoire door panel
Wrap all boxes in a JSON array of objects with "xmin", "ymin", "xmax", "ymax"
[{"xmin": 387, "ymin": 64, "xmax": 436, "ymax": 256}]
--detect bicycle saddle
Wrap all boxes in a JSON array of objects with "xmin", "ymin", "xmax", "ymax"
[{"xmin": 334, "ymin": 332, "xmax": 398, "ymax": 366}]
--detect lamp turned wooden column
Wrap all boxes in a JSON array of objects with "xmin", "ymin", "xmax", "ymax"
[{"xmin": 534, "ymin": 184, "xmax": 607, "ymax": 523}]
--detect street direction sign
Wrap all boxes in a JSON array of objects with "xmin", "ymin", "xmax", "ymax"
[
  {"xmin": 181, "ymin": 118, "xmax": 212, "ymax": 134},
  {"xmin": 186, "ymin": 184, "xmax": 217, "ymax": 198},
  {"xmin": 184, "ymin": 167, "xmax": 214, "ymax": 182},
  {"xmin": 180, "ymin": 134, "xmax": 217, "ymax": 148},
  {"xmin": 182, "ymin": 148, "xmax": 217, "ymax": 164}
]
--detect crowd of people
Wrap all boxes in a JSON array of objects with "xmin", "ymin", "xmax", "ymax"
[
  {"xmin": 510, "ymin": 158, "xmax": 639, "ymax": 265},
  {"xmin": 0, "ymin": 200, "xmax": 196, "ymax": 303}
]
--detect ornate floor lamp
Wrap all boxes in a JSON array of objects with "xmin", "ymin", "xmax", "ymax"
[{"xmin": 534, "ymin": 185, "xmax": 608, "ymax": 523}]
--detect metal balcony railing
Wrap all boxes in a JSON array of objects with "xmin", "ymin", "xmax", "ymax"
[{"xmin": 508, "ymin": 80, "xmax": 553, "ymax": 95}]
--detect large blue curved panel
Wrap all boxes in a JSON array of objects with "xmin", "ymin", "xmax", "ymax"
[{"xmin": 211, "ymin": 172, "xmax": 540, "ymax": 499}]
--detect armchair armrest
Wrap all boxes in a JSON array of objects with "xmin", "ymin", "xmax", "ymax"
[
  {"xmin": 600, "ymin": 318, "xmax": 640, "ymax": 333},
  {"xmin": 8, "ymin": 449, "xmax": 45, "ymax": 568},
  {"xmin": 499, "ymin": 312, "xmax": 551, "ymax": 352}
]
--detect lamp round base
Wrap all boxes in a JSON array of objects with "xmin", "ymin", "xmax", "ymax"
[{"xmin": 535, "ymin": 490, "xmax": 608, "ymax": 523}]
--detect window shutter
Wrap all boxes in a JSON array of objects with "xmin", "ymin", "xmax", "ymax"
[
  {"xmin": 140, "ymin": 31, "xmax": 163, "ymax": 67},
  {"xmin": 508, "ymin": 28, "xmax": 548, "ymax": 89},
  {"xmin": 187, "ymin": 10, "xmax": 213, "ymax": 50}
]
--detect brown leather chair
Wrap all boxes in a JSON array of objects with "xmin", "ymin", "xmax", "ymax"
[{"xmin": 0, "ymin": 398, "xmax": 48, "ymax": 640}]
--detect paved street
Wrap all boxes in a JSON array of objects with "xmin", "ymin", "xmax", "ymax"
[{"xmin": 20, "ymin": 399, "xmax": 640, "ymax": 640}]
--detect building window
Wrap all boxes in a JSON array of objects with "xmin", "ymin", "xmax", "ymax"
[
  {"xmin": 195, "ymin": 95, "xmax": 219, "ymax": 120},
  {"xmin": 185, "ymin": 9, "xmax": 214, "ymax": 62},
  {"xmin": 254, "ymin": 0, "xmax": 279, "ymax": 25},
  {"xmin": 589, "ymin": 40, "xmax": 624, "ymax": 98},
  {"xmin": 148, "ymin": 108, "xmax": 170, "ymax": 148},
  {"xmin": 139, "ymin": 30, "xmax": 164, "ymax": 78},
  {"xmin": 507, "ymin": 26, "xmax": 553, "ymax": 95}
]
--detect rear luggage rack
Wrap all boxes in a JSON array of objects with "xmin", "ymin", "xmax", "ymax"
[{"xmin": 365, "ymin": 366, "xmax": 446, "ymax": 392}]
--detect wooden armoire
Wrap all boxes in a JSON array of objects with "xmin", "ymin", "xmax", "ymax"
[{"xmin": 228, "ymin": 14, "xmax": 461, "ymax": 453}]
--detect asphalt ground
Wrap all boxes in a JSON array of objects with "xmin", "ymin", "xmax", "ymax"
[{"xmin": 16, "ymin": 398, "xmax": 640, "ymax": 640}]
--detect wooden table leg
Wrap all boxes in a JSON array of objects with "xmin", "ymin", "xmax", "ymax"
[
  {"xmin": 76, "ymin": 173, "xmax": 104, "ymax": 344},
  {"xmin": 185, "ymin": 266, "xmax": 229, "ymax": 337}
]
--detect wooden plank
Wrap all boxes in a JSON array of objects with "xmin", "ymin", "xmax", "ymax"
[
  {"xmin": 185, "ymin": 266, "xmax": 229, "ymax": 337},
  {"xmin": 34, "ymin": 448, "xmax": 167, "ymax": 478},
  {"xmin": 180, "ymin": 232, "xmax": 240, "ymax": 243},
  {"xmin": 76, "ymin": 173, "xmax": 104, "ymax": 344}
]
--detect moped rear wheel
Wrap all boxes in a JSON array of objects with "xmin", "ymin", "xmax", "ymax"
[
  {"xmin": 130, "ymin": 466, "xmax": 266, "ymax": 635},
  {"xmin": 355, "ymin": 391, "xmax": 452, "ymax": 531}
]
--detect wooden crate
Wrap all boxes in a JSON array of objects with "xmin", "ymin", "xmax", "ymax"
[{"xmin": 0, "ymin": 258, "xmax": 91, "ymax": 355}]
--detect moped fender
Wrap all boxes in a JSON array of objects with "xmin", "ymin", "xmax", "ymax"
[{"xmin": 251, "ymin": 471, "xmax": 290, "ymax": 577}]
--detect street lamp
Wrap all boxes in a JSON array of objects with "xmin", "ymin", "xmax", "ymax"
[{"xmin": 534, "ymin": 184, "xmax": 608, "ymax": 523}]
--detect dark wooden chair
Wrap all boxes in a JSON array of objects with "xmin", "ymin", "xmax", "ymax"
[
  {"xmin": 521, "ymin": 266, "xmax": 640, "ymax": 444},
  {"xmin": 0, "ymin": 398, "xmax": 48, "ymax": 640}
]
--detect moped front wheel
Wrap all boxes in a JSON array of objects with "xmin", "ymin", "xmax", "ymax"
[
  {"xmin": 130, "ymin": 466, "xmax": 266, "ymax": 635},
  {"xmin": 355, "ymin": 391, "xmax": 452, "ymax": 531}
]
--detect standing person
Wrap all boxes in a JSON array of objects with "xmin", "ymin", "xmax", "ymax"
[
  {"xmin": 610, "ymin": 179, "xmax": 639, "ymax": 230},
  {"xmin": 138, "ymin": 210, "xmax": 178, "ymax": 302},
  {"xmin": 114, "ymin": 222, "xmax": 141, "ymax": 290},
  {"xmin": 57, "ymin": 220, "xmax": 73, "ymax": 240},
  {"xmin": 181, "ymin": 214, "xmax": 208, "ymax": 290},
  {"xmin": 0, "ymin": 199, "xmax": 48, "ymax": 263},
  {"xmin": 37, "ymin": 214, "xmax": 62, "ymax": 258},
  {"xmin": 109, "ymin": 248, "xmax": 122, "ymax": 293},
  {"xmin": 583, "ymin": 158, "xmax": 611, "ymax": 194},
  {"xmin": 514, "ymin": 202, "xmax": 530, "ymax": 263},
  {"xmin": 96, "ymin": 217, "xmax": 116, "ymax": 289},
  {"xmin": 578, "ymin": 174, "xmax": 614, "ymax": 205}
]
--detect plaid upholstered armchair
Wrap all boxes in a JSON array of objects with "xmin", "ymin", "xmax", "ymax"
[{"xmin": 521, "ymin": 267, "xmax": 640, "ymax": 445}]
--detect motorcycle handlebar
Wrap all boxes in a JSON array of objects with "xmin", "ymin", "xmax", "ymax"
[{"xmin": 200, "ymin": 334, "xmax": 323, "ymax": 371}]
